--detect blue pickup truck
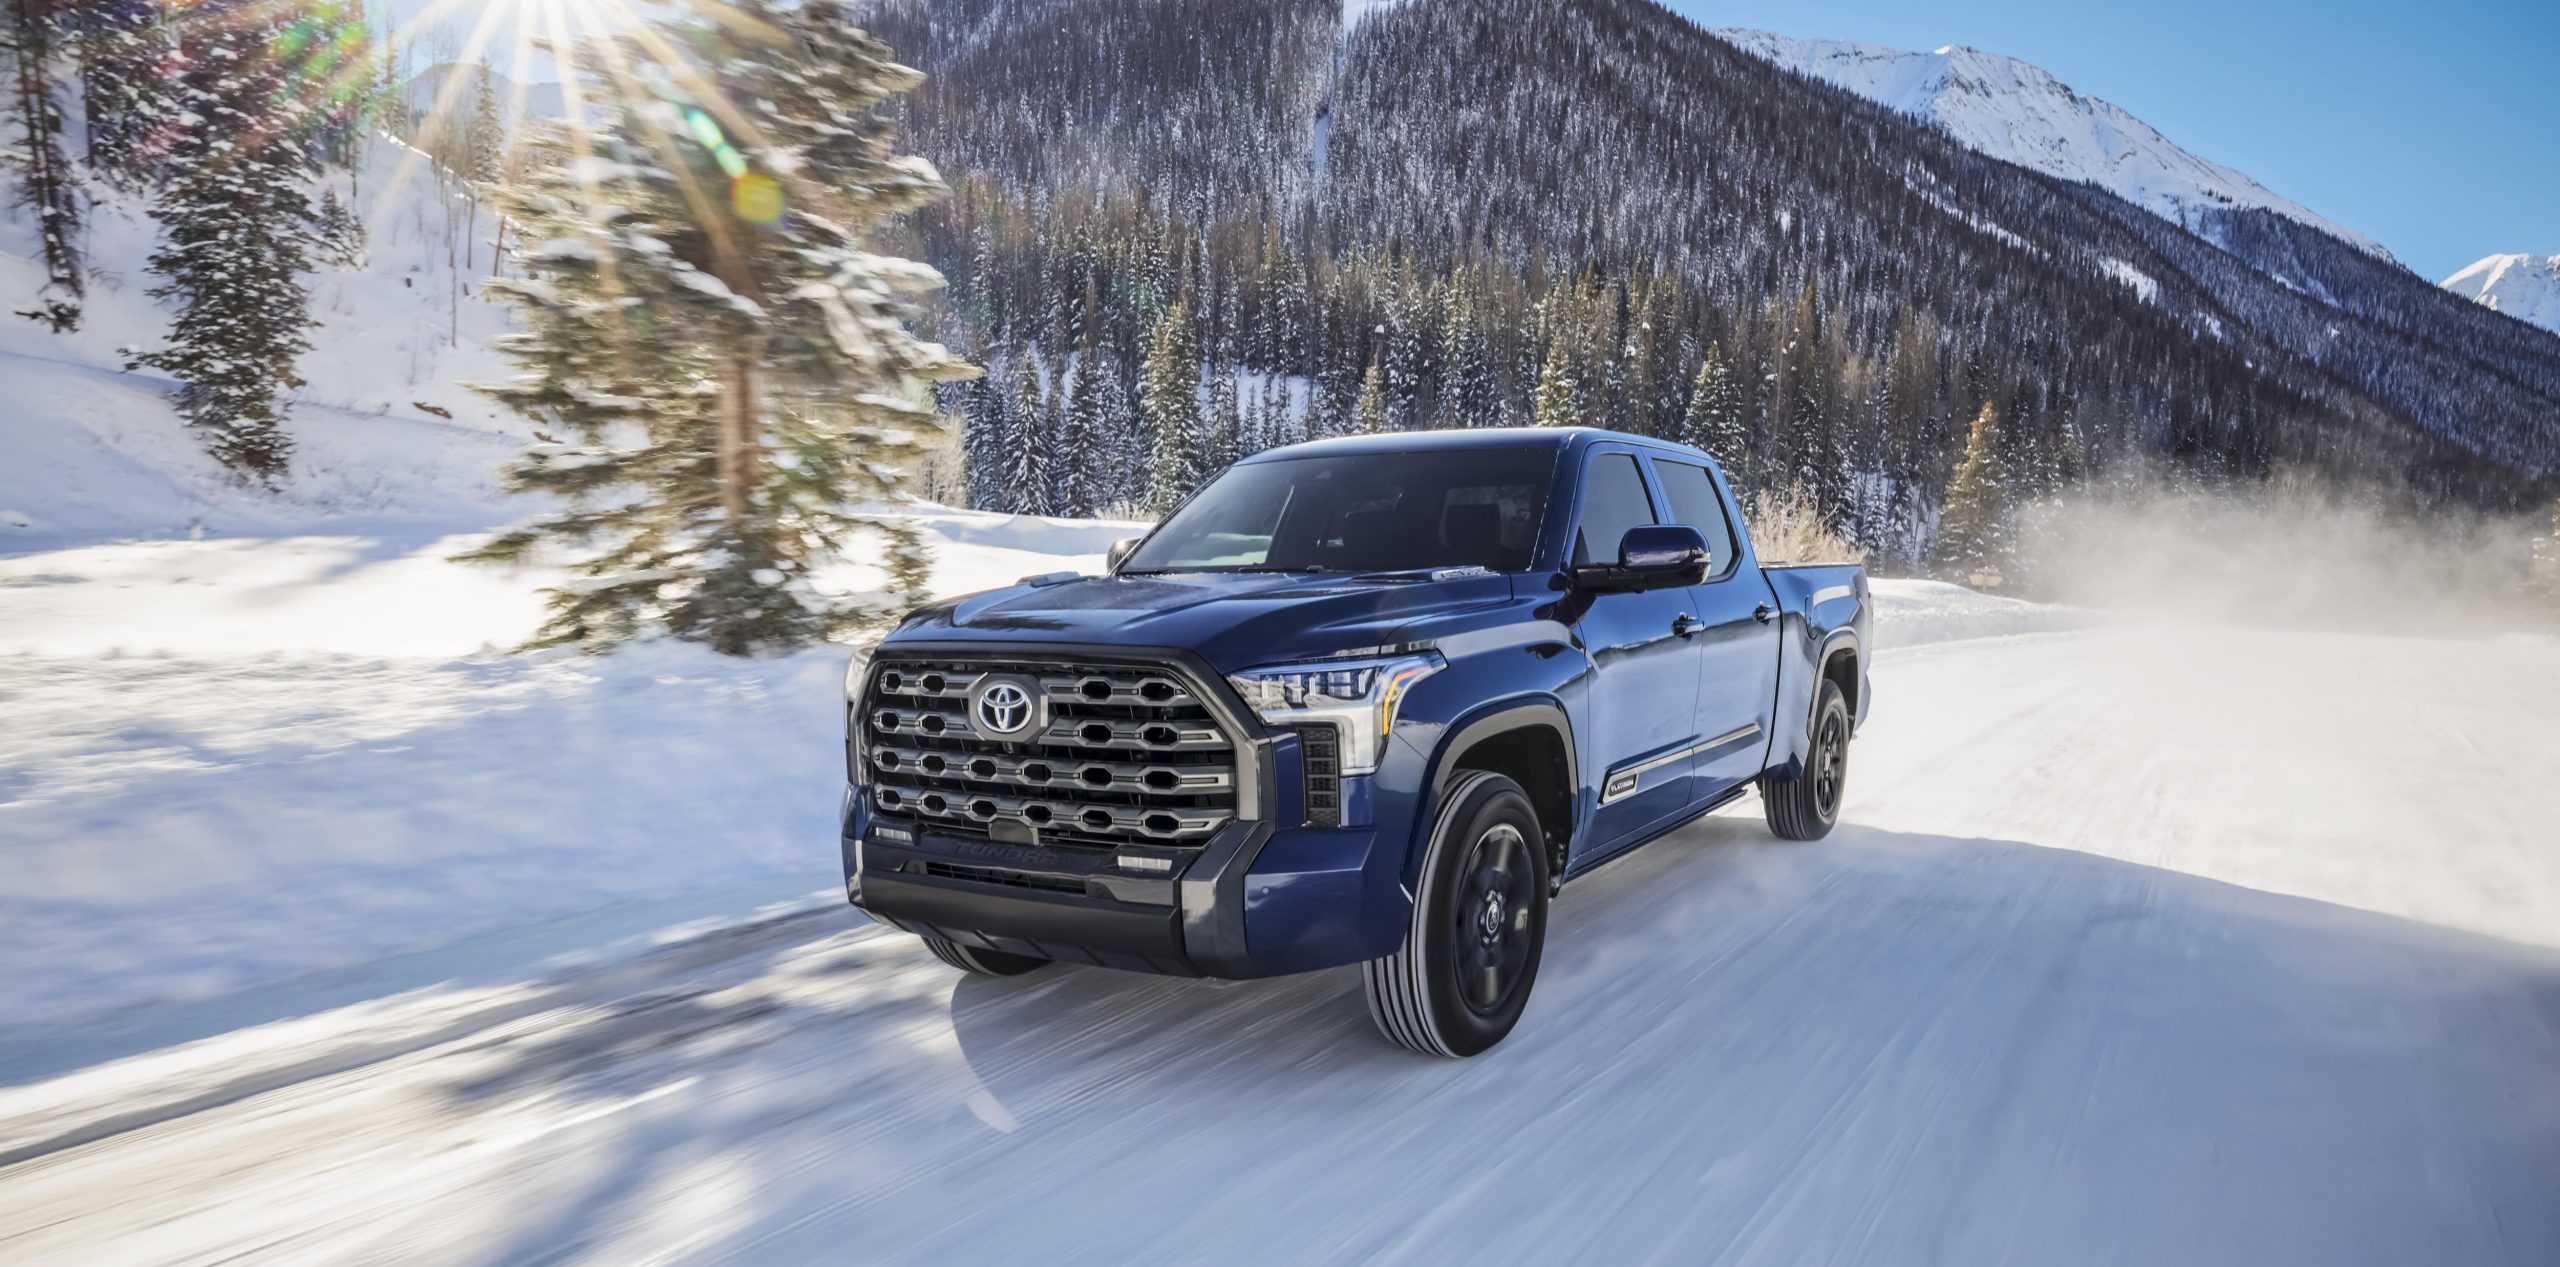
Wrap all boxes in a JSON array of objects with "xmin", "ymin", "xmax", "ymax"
[{"xmin": 841, "ymin": 427, "xmax": 1869, "ymax": 1055}]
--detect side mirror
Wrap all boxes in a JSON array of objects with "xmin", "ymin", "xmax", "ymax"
[
  {"xmin": 1106, "ymin": 536, "xmax": 1142, "ymax": 574},
  {"xmin": 1571, "ymin": 524, "xmax": 1709, "ymax": 593}
]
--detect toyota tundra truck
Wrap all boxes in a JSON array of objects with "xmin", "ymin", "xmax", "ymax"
[{"xmin": 841, "ymin": 427, "xmax": 1869, "ymax": 1056}]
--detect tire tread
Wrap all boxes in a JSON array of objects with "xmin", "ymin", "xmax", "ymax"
[
  {"xmin": 1764, "ymin": 680, "xmax": 1848, "ymax": 841},
  {"xmin": 1364, "ymin": 770, "xmax": 1500, "ymax": 1057}
]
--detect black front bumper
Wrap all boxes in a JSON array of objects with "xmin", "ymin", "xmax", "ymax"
[{"xmin": 848, "ymin": 816, "xmax": 1279, "ymax": 977}]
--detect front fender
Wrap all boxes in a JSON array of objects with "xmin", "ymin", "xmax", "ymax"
[{"xmin": 1387, "ymin": 696, "xmax": 1577, "ymax": 892}]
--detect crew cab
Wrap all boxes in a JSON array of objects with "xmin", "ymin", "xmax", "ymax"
[{"xmin": 841, "ymin": 427, "xmax": 1869, "ymax": 1055}]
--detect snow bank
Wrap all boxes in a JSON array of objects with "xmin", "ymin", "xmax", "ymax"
[{"xmin": 1868, "ymin": 578, "xmax": 2087, "ymax": 650}]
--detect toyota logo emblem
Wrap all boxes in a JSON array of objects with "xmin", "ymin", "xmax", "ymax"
[{"xmin": 972, "ymin": 679, "xmax": 1038, "ymax": 736}]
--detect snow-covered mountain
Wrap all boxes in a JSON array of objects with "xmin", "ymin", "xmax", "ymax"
[
  {"xmin": 1715, "ymin": 29, "xmax": 2393, "ymax": 263},
  {"xmin": 2442, "ymin": 253, "xmax": 2560, "ymax": 335}
]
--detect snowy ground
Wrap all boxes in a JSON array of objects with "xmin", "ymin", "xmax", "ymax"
[
  {"xmin": 2, "ymin": 517, "xmax": 2556, "ymax": 1263},
  {"xmin": 0, "ymin": 511, "xmax": 1133, "ymax": 1036}
]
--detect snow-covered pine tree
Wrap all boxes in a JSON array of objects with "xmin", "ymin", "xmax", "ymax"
[
  {"xmin": 1200, "ymin": 357, "xmax": 1240, "ymax": 473},
  {"xmin": 1622, "ymin": 318, "xmax": 1658, "ymax": 438},
  {"xmin": 66, "ymin": 0, "xmax": 166, "ymax": 189},
  {"xmin": 962, "ymin": 362, "xmax": 1012, "ymax": 510},
  {"xmin": 1094, "ymin": 362, "xmax": 1139, "ymax": 513},
  {"xmin": 462, "ymin": 1, "xmax": 976, "ymax": 655},
  {"xmin": 5, "ymin": 0, "xmax": 82, "ymax": 331},
  {"xmin": 1004, "ymin": 353, "xmax": 1055, "ymax": 515},
  {"xmin": 1141, "ymin": 299, "xmax": 1202, "ymax": 512},
  {"xmin": 1531, "ymin": 339, "xmax": 1579, "ymax": 428},
  {"xmin": 1056, "ymin": 346, "xmax": 1108, "ymax": 517},
  {"xmin": 1355, "ymin": 352, "xmax": 1389, "ymax": 435},
  {"xmin": 128, "ymin": 2, "xmax": 318, "ymax": 478},
  {"xmin": 1680, "ymin": 344, "xmax": 1752, "ymax": 483},
  {"xmin": 315, "ymin": 185, "xmax": 366, "ymax": 267},
  {"xmin": 1933, "ymin": 402, "xmax": 2011, "ymax": 583},
  {"xmin": 1443, "ymin": 278, "xmax": 1498, "ymax": 428}
]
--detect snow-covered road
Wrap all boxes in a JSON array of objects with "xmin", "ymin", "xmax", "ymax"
[{"xmin": 6, "ymin": 620, "xmax": 2556, "ymax": 1266}]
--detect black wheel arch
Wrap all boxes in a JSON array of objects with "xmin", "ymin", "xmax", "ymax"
[
  {"xmin": 1419, "ymin": 700, "xmax": 1578, "ymax": 882},
  {"xmin": 1815, "ymin": 632, "xmax": 1863, "ymax": 733}
]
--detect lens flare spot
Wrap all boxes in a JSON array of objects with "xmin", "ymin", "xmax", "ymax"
[
  {"xmin": 732, "ymin": 172, "xmax": 783, "ymax": 224},
  {"xmin": 685, "ymin": 109, "xmax": 724, "ymax": 151}
]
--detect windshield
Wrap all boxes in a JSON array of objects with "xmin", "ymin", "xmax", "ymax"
[{"xmin": 1123, "ymin": 447, "xmax": 1556, "ymax": 575}]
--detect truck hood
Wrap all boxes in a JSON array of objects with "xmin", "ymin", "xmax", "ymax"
[{"xmin": 890, "ymin": 570, "xmax": 1524, "ymax": 670}]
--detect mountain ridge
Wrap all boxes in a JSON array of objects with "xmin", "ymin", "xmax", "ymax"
[
  {"xmin": 2443, "ymin": 253, "xmax": 2560, "ymax": 336},
  {"xmin": 1714, "ymin": 29, "xmax": 2394, "ymax": 264}
]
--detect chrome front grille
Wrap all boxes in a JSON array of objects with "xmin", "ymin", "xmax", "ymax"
[{"xmin": 862, "ymin": 655, "xmax": 1243, "ymax": 849}]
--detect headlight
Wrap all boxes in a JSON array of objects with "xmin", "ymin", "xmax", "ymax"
[{"xmin": 1227, "ymin": 651, "xmax": 1445, "ymax": 775}]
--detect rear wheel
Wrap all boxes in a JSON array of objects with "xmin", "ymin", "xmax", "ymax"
[
  {"xmin": 1363, "ymin": 771, "xmax": 1550, "ymax": 1057},
  {"xmin": 1764, "ymin": 679, "xmax": 1851, "ymax": 841},
  {"xmin": 920, "ymin": 933, "xmax": 1050, "ymax": 977}
]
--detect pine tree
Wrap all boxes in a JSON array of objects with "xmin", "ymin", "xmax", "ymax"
[
  {"xmin": 129, "ymin": 3, "xmax": 319, "ymax": 478},
  {"xmin": 1531, "ymin": 339, "xmax": 1580, "ymax": 428},
  {"xmin": 1057, "ymin": 347, "xmax": 1108, "ymax": 517},
  {"xmin": 461, "ymin": 1, "xmax": 976, "ymax": 655},
  {"xmin": 462, "ymin": 64, "xmax": 500, "ymax": 268},
  {"xmin": 1442, "ymin": 280, "xmax": 1498, "ymax": 428},
  {"xmin": 1003, "ymin": 353, "xmax": 1055, "ymax": 515},
  {"xmin": 1200, "ymin": 357, "xmax": 1240, "ymax": 472},
  {"xmin": 1680, "ymin": 344, "xmax": 1751, "ymax": 484},
  {"xmin": 1934, "ymin": 403, "xmax": 2011, "ymax": 582},
  {"xmin": 1095, "ymin": 363, "xmax": 1139, "ymax": 513},
  {"xmin": 1141, "ymin": 299, "xmax": 1202, "ymax": 513},
  {"xmin": 316, "ymin": 185, "xmax": 367, "ymax": 267},
  {"xmin": 1355, "ymin": 352, "xmax": 1389, "ymax": 435},
  {"xmin": 6, "ymin": 0, "xmax": 82, "ymax": 331},
  {"xmin": 962, "ymin": 363, "xmax": 1012, "ymax": 510},
  {"xmin": 68, "ymin": 0, "xmax": 167, "ymax": 189},
  {"xmin": 1623, "ymin": 316, "xmax": 1658, "ymax": 438}
]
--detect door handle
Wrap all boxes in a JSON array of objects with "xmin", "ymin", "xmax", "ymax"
[
  {"xmin": 1752, "ymin": 604, "xmax": 1778, "ymax": 624},
  {"xmin": 1672, "ymin": 614, "xmax": 1705, "ymax": 638}
]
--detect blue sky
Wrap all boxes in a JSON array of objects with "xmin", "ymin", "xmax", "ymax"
[{"xmin": 1673, "ymin": 0, "xmax": 2559, "ymax": 281}]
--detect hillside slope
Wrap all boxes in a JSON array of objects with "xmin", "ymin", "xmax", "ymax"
[
  {"xmin": 866, "ymin": 0, "xmax": 2558, "ymax": 511},
  {"xmin": 0, "ymin": 133, "xmax": 529, "ymax": 547},
  {"xmin": 1715, "ymin": 29, "xmax": 2391, "ymax": 260}
]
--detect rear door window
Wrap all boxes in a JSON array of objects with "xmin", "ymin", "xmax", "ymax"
[{"xmin": 1651, "ymin": 459, "xmax": 1741, "ymax": 579}]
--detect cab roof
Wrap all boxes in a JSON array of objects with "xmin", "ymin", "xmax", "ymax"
[{"xmin": 1239, "ymin": 426, "xmax": 1711, "ymax": 465}]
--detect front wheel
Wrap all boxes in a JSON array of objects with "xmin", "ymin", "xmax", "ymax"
[
  {"xmin": 1363, "ymin": 771, "xmax": 1551, "ymax": 1057},
  {"xmin": 1764, "ymin": 679, "xmax": 1851, "ymax": 841}
]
